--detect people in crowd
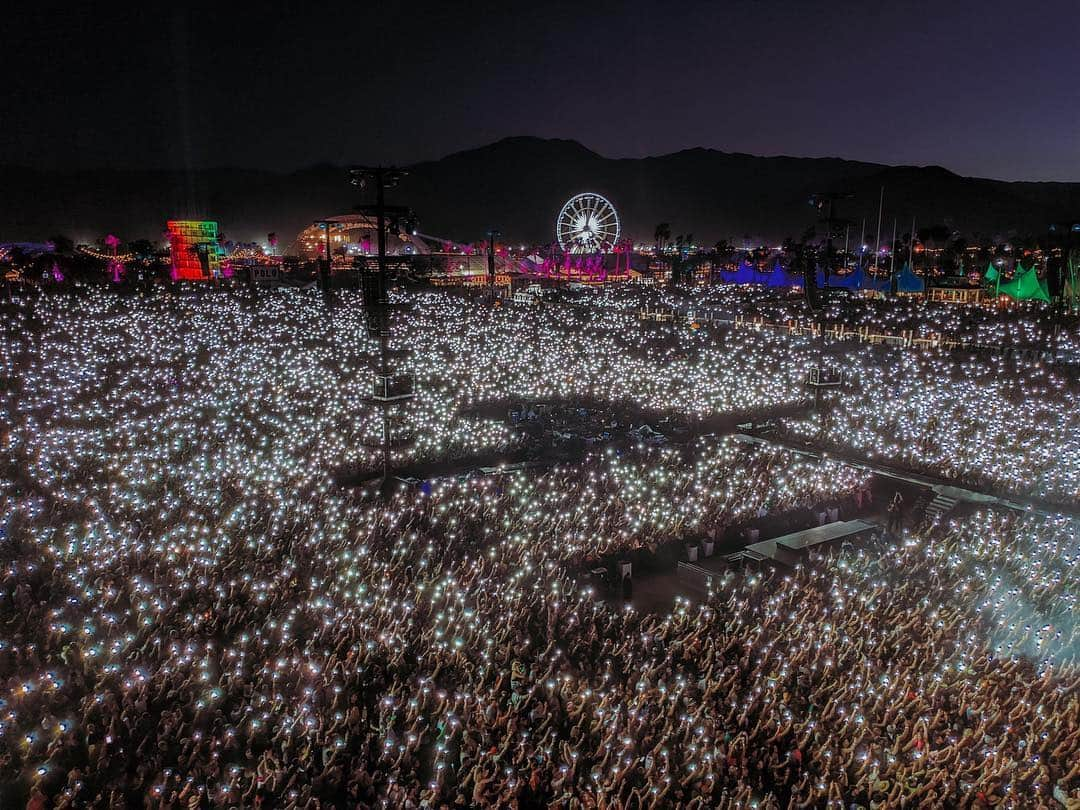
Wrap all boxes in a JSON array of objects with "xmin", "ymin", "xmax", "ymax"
[{"xmin": 0, "ymin": 284, "xmax": 1076, "ymax": 809}]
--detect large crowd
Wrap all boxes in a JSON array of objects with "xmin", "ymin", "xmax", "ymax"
[
  {"xmin": 600, "ymin": 284, "xmax": 1080, "ymax": 355},
  {"xmin": 1, "ymin": 284, "xmax": 1077, "ymax": 809},
  {"xmin": 781, "ymin": 345, "xmax": 1080, "ymax": 504},
  {"xmin": 589, "ymin": 285, "xmax": 1080, "ymax": 504}
]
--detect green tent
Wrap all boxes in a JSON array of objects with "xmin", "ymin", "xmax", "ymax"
[
  {"xmin": 983, "ymin": 262, "xmax": 999, "ymax": 284},
  {"xmin": 1038, "ymin": 276, "xmax": 1051, "ymax": 302},
  {"xmin": 998, "ymin": 265, "xmax": 1051, "ymax": 302}
]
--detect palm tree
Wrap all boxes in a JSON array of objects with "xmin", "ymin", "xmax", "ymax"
[
  {"xmin": 653, "ymin": 223, "xmax": 671, "ymax": 255},
  {"xmin": 944, "ymin": 237, "xmax": 968, "ymax": 274},
  {"xmin": 712, "ymin": 240, "xmax": 734, "ymax": 282},
  {"xmin": 127, "ymin": 240, "xmax": 158, "ymax": 260},
  {"xmin": 48, "ymin": 234, "xmax": 74, "ymax": 255},
  {"xmin": 713, "ymin": 239, "xmax": 733, "ymax": 260}
]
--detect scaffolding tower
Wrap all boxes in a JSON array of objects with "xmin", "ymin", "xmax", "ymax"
[
  {"xmin": 350, "ymin": 166, "xmax": 416, "ymax": 487},
  {"xmin": 805, "ymin": 366, "xmax": 844, "ymax": 410}
]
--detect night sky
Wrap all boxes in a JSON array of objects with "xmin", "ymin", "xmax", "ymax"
[{"xmin": 4, "ymin": 0, "xmax": 1078, "ymax": 180}]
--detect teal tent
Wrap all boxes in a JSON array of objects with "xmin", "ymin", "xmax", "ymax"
[{"xmin": 998, "ymin": 265, "xmax": 1051, "ymax": 302}]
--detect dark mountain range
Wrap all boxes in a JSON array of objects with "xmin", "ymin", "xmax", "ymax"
[{"xmin": 3, "ymin": 137, "xmax": 1079, "ymax": 248}]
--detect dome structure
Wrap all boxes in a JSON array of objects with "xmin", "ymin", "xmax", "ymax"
[{"xmin": 291, "ymin": 214, "xmax": 431, "ymax": 259}]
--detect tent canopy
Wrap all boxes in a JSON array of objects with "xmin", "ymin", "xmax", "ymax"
[
  {"xmin": 998, "ymin": 265, "xmax": 1050, "ymax": 302},
  {"xmin": 897, "ymin": 262, "xmax": 925, "ymax": 293}
]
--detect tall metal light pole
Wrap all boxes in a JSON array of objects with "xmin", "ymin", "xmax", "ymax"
[
  {"xmin": 486, "ymin": 229, "xmax": 500, "ymax": 299},
  {"xmin": 809, "ymin": 191, "xmax": 853, "ymax": 292},
  {"xmin": 349, "ymin": 167, "xmax": 414, "ymax": 488},
  {"xmin": 908, "ymin": 216, "xmax": 916, "ymax": 277},
  {"xmin": 889, "ymin": 219, "xmax": 898, "ymax": 296},
  {"xmin": 873, "ymin": 187, "xmax": 885, "ymax": 274}
]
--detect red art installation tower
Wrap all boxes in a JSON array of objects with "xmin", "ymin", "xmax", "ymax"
[{"xmin": 167, "ymin": 220, "xmax": 223, "ymax": 281}]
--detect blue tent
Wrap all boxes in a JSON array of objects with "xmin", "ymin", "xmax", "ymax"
[
  {"xmin": 896, "ymin": 262, "xmax": 925, "ymax": 293},
  {"xmin": 718, "ymin": 258, "xmax": 808, "ymax": 288},
  {"xmin": 722, "ymin": 259, "xmax": 771, "ymax": 285},
  {"xmin": 824, "ymin": 264, "xmax": 876, "ymax": 291},
  {"xmin": 859, "ymin": 264, "xmax": 891, "ymax": 293},
  {"xmin": 765, "ymin": 260, "xmax": 801, "ymax": 287},
  {"xmin": 835, "ymin": 268, "xmax": 862, "ymax": 290}
]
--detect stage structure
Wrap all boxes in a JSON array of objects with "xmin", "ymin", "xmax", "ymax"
[
  {"xmin": 522, "ymin": 240, "xmax": 636, "ymax": 283},
  {"xmin": 167, "ymin": 220, "xmax": 224, "ymax": 281},
  {"xmin": 291, "ymin": 214, "xmax": 429, "ymax": 262}
]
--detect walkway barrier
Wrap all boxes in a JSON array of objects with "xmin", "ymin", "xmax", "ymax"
[
  {"xmin": 677, "ymin": 560, "xmax": 721, "ymax": 593},
  {"xmin": 677, "ymin": 519, "xmax": 882, "ymax": 593}
]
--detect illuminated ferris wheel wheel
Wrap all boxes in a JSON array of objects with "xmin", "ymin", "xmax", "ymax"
[{"xmin": 556, "ymin": 192, "xmax": 620, "ymax": 253}]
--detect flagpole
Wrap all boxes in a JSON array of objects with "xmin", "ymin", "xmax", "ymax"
[
  {"xmin": 860, "ymin": 218, "xmax": 866, "ymax": 266},
  {"xmin": 890, "ymin": 219, "xmax": 898, "ymax": 295},
  {"xmin": 873, "ymin": 187, "xmax": 884, "ymax": 274},
  {"xmin": 908, "ymin": 215, "xmax": 916, "ymax": 273}
]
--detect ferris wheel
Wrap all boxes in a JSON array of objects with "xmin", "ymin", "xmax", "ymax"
[{"xmin": 556, "ymin": 192, "xmax": 620, "ymax": 253}]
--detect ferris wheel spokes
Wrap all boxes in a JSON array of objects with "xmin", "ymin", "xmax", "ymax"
[{"xmin": 556, "ymin": 192, "xmax": 620, "ymax": 254}]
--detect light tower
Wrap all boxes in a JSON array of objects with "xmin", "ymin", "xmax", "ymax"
[
  {"xmin": 486, "ymin": 229, "xmax": 500, "ymax": 299},
  {"xmin": 804, "ymin": 366, "xmax": 844, "ymax": 411},
  {"xmin": 349, "ymin": 166, "xmax": 416, "ymax": 489},
  {"xmin": 808, "ymin": 191, "xmax": 854, "ymax": 294}
]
